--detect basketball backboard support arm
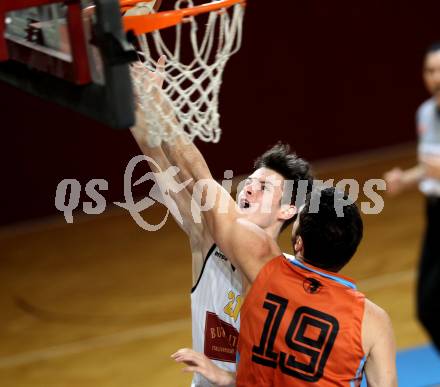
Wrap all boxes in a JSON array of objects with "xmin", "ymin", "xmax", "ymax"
[{"xmin": 0, "ymin": 0, "xmax": 137, "ymax": 129}]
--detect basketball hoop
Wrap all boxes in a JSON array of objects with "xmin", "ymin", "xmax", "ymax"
[{"xmin": 122, "ymin": 0, "xmax": 246, "ymax": 145}]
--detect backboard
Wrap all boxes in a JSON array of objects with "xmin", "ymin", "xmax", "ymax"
[{"xmin": 0, "ymin": 0, "xmax": 137, "ymax": 129}]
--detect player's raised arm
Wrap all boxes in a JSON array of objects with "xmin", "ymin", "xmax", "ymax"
[
  {"xmin": 131, "ymin": 112, "xmax": 204, "ymax": 237},
  {"xmin": 130, "ymin": 57, "xmax": 210, "ymax": 241}
]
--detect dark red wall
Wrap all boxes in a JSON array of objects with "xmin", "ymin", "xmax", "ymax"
[{"xmin": 0, "ymin": 0, "xmax": 438, "ymax": 224}]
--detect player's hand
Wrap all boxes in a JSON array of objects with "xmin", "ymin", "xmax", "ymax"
[
  {"xmin": 383, "ymin": 168, "xmax": 405, "ymax": 196},
  {"xmin": 420, "ymin": 155, "xmax": 440, "ymax": 179},
  {"xmin": 131, "ymin": 55, "xmax": 166, "ymax": 101},
  {"xmin": 130, "ymin": 55, "xmax": 169, "ymax": 147},
  {"xmin": 171, "ymin": 348, "xmax": 235, "ymax": 387}
]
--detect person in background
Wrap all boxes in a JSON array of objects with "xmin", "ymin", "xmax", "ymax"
[{"xmin": 384, "ymin": 42, "xmax": 440, "ymax": 351}]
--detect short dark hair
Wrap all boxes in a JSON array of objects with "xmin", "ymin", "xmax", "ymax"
[
  {"xmin": 254, "ymin": 142, "xmax": 313, "ymax": 230},
  {"xmin": 295, "ymin": 187, "xmax": 363, "ymax": 271},
  {"xmin": 426, "ymin": 42, "xmax": 440, "ymax": 55}
]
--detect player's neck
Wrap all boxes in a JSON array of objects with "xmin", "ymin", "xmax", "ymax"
[
  {"xmin": 294, "ymin": 251, "xmax": 304, "ymax": 262},
  {"xmin": 263, "ymin": 222, "xmax": 283, "ymax": 240},
  {"xmin": 294, "ymin": 253, "xmax": 342, "ymax": 273}
]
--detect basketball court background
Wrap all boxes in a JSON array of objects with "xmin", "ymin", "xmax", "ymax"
[{"xmin": 1, "ymin": 0, "xmax": 440, "ymax": 385}]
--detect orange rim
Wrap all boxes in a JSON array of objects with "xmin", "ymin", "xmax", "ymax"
[
  {"xmin": 120, "ymin": 0, "xmax": 156, "ymax": 13},
  {"xmin": 120, "ymin": 0, "xmax": 154, "ymax": 7},
  {"xmin": 122, "ymin": 0, "xmax": 246, "ymax": 36}
]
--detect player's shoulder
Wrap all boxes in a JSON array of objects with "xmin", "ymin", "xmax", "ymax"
[{"xmin": 364, "ymin": 298, "xmax": 392, "ymax": 326}]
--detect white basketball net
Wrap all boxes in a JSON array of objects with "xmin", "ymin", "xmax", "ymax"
[{"xmin": 129, "ymin": 0, "xmax": 245, "ymax": 145}]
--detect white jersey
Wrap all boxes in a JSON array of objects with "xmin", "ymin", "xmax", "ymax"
[
  {"xmin": 190, "ymin": 246, "xmax": 294, "ymax": 387},
  {"xmin": 417, "ymin": 98, "xmax": 440, "ymax": 196},
  {"xmin": 191, "ymin": 245, "xmax": 242, "ymax": 387}
]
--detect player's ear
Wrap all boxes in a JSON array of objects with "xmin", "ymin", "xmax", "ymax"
[
  {"xmin": 153, "ymin": 0, "xmax": 162, "ymax": 11},
  {"xmin": 279, "ymin": 204, "xmax": 297, "ymax": 221},
  {"xmin": 293, "ymin": 235, "xmax": 304, "ymax": 254}
]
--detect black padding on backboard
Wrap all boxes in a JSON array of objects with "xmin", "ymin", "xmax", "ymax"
[{"xmin": 0, "ymin": 0, "xmax": 137, "ymax": 129}]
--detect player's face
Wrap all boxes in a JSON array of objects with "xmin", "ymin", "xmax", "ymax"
[
  {"xmin": 423, "ymin": 50, "xmax": 440, "ymax": 106},
  {"xmin": 237, "ymin": 167, "xmax": 288, "ymax": 229}
]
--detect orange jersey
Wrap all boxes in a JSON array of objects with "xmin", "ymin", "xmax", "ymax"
[{"xmin": 236, "ymin": 255, "xmax": 366, "ymax": 386}]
